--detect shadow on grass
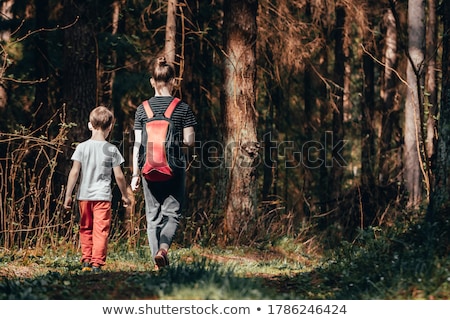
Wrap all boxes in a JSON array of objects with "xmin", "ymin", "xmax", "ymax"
[{"xmin": 0, "ymin": 258, "xmax": 279, "ymax": 300}]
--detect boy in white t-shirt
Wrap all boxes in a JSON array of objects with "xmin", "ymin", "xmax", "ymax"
[{"xmin": 64, "ymin": 106, "xmax": 130, "ymax": 273}]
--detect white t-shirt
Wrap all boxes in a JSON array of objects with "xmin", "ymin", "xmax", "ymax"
[{"xmin": 71, "ymin": 139, "xmax": 124, "ymax": 201}]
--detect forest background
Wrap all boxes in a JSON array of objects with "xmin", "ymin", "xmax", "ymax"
[{"xmin": 0, "ymin": 0, "xmax": 449, "ymax": 300}]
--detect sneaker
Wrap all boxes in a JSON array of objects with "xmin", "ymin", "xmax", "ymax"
[
  {"xmin": 154, "ymin": 249, "xmax": 169, "ymax": 270},
  {"xmin": 92, "ymin": 266, "xmax": 102, "ymax": 274},
  {"xmin": 81, "ymin": 262, "xmax": 92, "ymax": 272}
]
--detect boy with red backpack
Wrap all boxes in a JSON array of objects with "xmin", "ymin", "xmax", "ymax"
[{"xmin": 131, "ymin": 56, "xmax": 196, "ymax": 270}]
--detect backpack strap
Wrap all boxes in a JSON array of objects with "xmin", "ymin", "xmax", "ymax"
[
  {"xmin": 142, "ymin": 98, "xmax": 180, "ymax": 119},
  {"xmin": 164, "ymin": 97, "xmax": 180, "ymax": 118},
  {"xmin": 142, "ymin": 100, "xmax": 153, "ymax": 118}
]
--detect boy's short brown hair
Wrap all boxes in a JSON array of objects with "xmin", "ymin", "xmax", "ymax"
[{"xmin": 89, "ymin": 106, "xmax": 114, "ymax": 131}]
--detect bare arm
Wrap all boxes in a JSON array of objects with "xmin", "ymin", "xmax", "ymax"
[
  {"xmin": 183, "ymin": 126, "xmax": 195, "ymax": 147},
  {"xmin": 113, "ymin": 166, "xmax": 130, "ymax": 207},
  {"xmin": 131, "ymin": 129, "xmax": 142, "ymax": 191},
  {"xmin": 64, "ymin": 160, "xmax": 81, "ymax": 209}
]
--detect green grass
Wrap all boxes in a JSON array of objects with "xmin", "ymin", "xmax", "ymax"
[{"xmin": 0, "ymin": 220, "xmax": 449, "ymax": 300}]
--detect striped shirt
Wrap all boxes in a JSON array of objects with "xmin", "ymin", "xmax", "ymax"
[{"xmin": 134, "ymin": 96, "xmax": 197, "ymax": 167}]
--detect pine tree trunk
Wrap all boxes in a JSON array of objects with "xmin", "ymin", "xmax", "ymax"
[
  {"xmin": 404, "ymin": 0, "xmax": 425, "ymax": 207},
  {"xmin": 330, "ymin": 5, "xmax": 345, "ymax": 203},
  {"xmin": 165, "ymin": 0, "xmax": 177, "ymax": 64},
  {"xmin": 380, "ymin": 7, "xmax": 400, "ymax": 186},
  {"xmin": 63, "ymin": 0, "xmax": 97, "ymax": 142},
  {"xmin": 361, "ymin": 39, "xmax": 375, "ymax": 190},
  {"xmin": 429, "ymin": 0, "xmax": 450, "ymax": 217},
  {"xmin": 32, "ymin": 0, "xmax": 49, "ymax": 127},
  {"xmin": 425, "ymin": 0, "xmax": 438, "ymax": 169},
  {"xmin": 221, "ymin": 0, "xmax": 259, "ymax": 245},
  {"xmin": 99, "ymin": 0, "xmax": 120, "ymax": 108}
]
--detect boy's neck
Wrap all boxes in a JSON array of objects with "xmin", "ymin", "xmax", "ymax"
[
  {"xmin": 90, "ymin": 129, "xmax": 108, "ymax": 141},
  {"xmin": 154, "ymin": 86, "xmax": 172, "ymax": 96}
]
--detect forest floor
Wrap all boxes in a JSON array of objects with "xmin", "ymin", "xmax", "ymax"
[
  {"xmin": 0, "ymin": 245, "xmax": 313, "ymax": 299},
  {"xmin": 1, "ymin": 225, "xmax": 449, "ymax": 300}
]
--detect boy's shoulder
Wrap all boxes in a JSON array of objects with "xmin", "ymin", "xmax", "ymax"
[{"xmin": 75, "ymin": 139, "xmax": 118, "ymax": 152}]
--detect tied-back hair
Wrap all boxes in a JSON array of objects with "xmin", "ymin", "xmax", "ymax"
[
  {"xmin": 151, "ymin": 56, "xmax": 175, "ymax": 83},
  {"xmin": 89, "ymin": 106, "xmax": 114, "ymax": 131}
]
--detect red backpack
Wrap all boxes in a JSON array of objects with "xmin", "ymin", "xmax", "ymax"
[{"xmin": 141, "ymin": 97, "xmax": 180, "ymax": 182}]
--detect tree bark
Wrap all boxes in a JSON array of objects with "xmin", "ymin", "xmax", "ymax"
[
  {"xmin": 221, "ymin": 0, "xmax": 259, "ymax": 245},
  {"xmin": 429, "ymin": 0, "xmax": 450, "ymax": 218},
  {"xmin": 165, "ymin": 0, "xmax": 177, "ymax": 64},
  {"xmin": 404, "ymin": 0, "xmax": 425, "ymax": 207},
  {"xmin": 63, "ymin": 0, "xmax": 97, "ymax": 142},
  {"xmin": 380, "ymin": 7, "xmax": 400, "ymax": 186},
  {"xmin": 32, "ymin": 0, "xmax": 49, "ymax": 127},
  {"xmin": 98, "ymin": 0, "xmax": 120, "ymax": 108},
  {"xmin": 361, "ymin": 36, "xmax": 375, "ymax": 190},
  {"xmin": 425, "ymin": 0, "xmax": 438, "ymax": 170},
  {"xmin": 330, "ymin": 5, "xmax": 345, "ymax": 202}
]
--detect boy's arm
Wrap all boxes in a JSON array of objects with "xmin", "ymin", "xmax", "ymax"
[
  {"xmin": 131, "ymin": 129, "xmax": 142, "ymax": 191},
  {"xmin": 64, "ymin": 160, "xmax": 81, "ymax": 209},
  {"xmin": 113, "ymin": 165, "xmax": 131, "ymax": 207},
  {"xmin": 183, "ymin": 126, "xmax": 195, "ymax": 147}
]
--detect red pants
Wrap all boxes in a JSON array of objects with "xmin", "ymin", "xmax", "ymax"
[{"xmin": 78, "ymin": 200, "xmax": 111, "ymax": 267}]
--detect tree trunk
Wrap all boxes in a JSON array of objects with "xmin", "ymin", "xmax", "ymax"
[
  {"xmin": 165, "ymin": 0, "xmax": 177, "ymax": 64},
  {"xmin": 330, "ymin": 5, "xmax": 345, "ymax": 203},
  {"xmin": 221, "ymin": 0, "xmax": 259, "ymax": 245},
  {"xmin": 429, "ymin": 0, "xmax": 450, "ymax": 218},
  {"xmin": 63, "ymin": 0, "xmax": 97, "ymax": 142},
  {"xmin": 425, "ymin": 0, "xmax": 438, "ymax": 170},
  {"xmin": 361, "ymin": 35, "xmax": 376, "ymax": 190},
  {"xmin": 404, "ymin": 0, "xmax": 425, "ymax": 207},
  {"xmin": 261, "ymin": 42, "xmax": 280, "ymax": 203},
  {"xmin": 380, "ymin": 7, "xmax": 400, "ymax": 186},
  {"xmin": 98, "ymin": 0, "xmax": 120, "ymax": 108},
  {"xmin": 32, "ymin": 0, "xmax": 49, "ymax": 127}
]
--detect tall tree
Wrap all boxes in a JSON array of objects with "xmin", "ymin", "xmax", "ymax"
[
  {"xmin": 330, "ymin": 3, "xmax": 346, "ymax": 202},
  {"xmin": 98, "ymin": 0, "xmax": 121, "ymax": 108},
  {"xmin": 404, "ymin": 0, "xmax": 425, "ymax": 207},
  {"xmin": 380, "ymin": 5, "xmax": 400, "ymax": 187},
  {"xmin": 425, "ymin": 0, "xmax": 438, "ymax": 170},
  {"xmin": 221, "ymin": 0, "xmax": 259, "ymax": 245},
  {"xmin": 361, "ymin": 14, "xmax": 376, "ymax": 191},
  {"xmin": 165, "ymin": 0, "xmax": 177, "ymax": 64},
  {"xmin": 429, "ymin": 0, "xmax": 450, "ymax": 219},
  {"xmin": 62, "ymin": 0, "xmax": 97, "ymax": 142},
  {"xmin": 31, "ymin": 0, "xmax": 49, "ymax": 127}
]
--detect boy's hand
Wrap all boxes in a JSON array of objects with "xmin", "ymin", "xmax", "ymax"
[
  {"xmin": 131, "ymin": 176, "xmax": 140, "ymax": 191},
  {"xmin": 122, "ymin": 196, "xmax": 131, "ymax": 207},
  {"xmin": 63, "ymin": 196, "xmax": 72, "ymax": 210}
]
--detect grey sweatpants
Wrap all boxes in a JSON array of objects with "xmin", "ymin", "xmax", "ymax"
[{"xmin": 141, "ymin": 169, "xmax": 185, "ymax": 261}]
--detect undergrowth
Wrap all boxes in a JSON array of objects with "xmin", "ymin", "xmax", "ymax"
[{"xmin": 0, "ymin": 217, "xmax": 448, "ymax": 300}]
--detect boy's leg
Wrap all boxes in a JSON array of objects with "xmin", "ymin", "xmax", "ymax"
[
  {"xmin": 159, "ymin": 171, "xmax": 185, "ymax": 250},
  {"xmin": 142, "ymin": 178, "xmax": 163, "ymax": 259},
  {"xmin": 159, "ymin": 196, "xmax": 181, "ymax": 249},
  {"xmin": 91, "ymin": 201, "xmax": 112, "ymax": 267},
  {"xmin": 78, "ymin": 201, "xmax": 94, "ymax": 264}
]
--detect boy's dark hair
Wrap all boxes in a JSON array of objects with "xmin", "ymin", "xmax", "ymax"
[
  {"xmin": 150, "ymin": 56, "xmax": 175, "ymax": 83},
  {"xmin": 89, "ymin": 106, "xmax": 114, "ymax": 131}
]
